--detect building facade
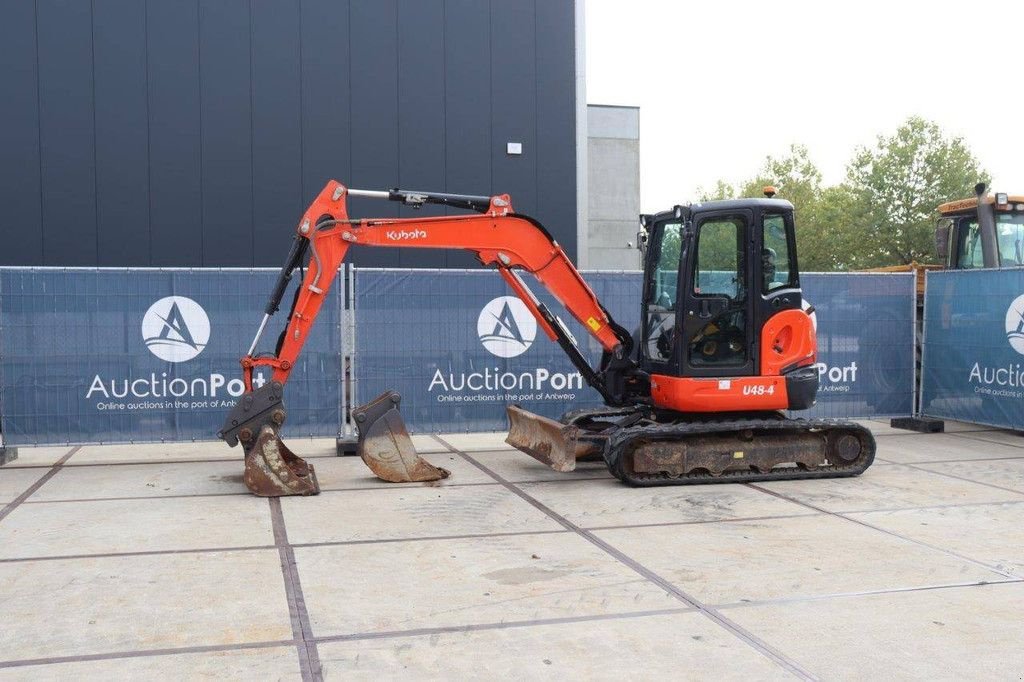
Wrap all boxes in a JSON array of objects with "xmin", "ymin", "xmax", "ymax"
[
  {"xmin": 0, "ymin": 0, "xmax": 580, "ymax": 268},
  {"xmin": 586, "ymin": 104, "xmax": 641, "ymax": 270}
]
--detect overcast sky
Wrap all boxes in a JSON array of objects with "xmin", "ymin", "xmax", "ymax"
[{"xmin": 585, "ymin": 0, "xmax": 1024, "ymax": 212}]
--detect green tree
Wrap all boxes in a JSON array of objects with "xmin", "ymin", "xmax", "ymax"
[
  {"xmin": 734, "ymin": 145, "xmax": 844, "ymax": 272},
  {"xmin": 696, "ymin": 179, "xmax": 736, "ymax": 202},
  {"xmin": 846, "ymin": 116, "xmax": 989, "ymax": 265}
]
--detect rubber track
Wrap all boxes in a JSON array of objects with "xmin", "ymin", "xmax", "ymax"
[{"xmin": 605, "ymin": 417, "xmax": 876, "ymax": 487}]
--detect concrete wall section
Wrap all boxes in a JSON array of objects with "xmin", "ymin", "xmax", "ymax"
[
  {"xmin": 0, "ymin": 0, "xmax": 577, "ymax": 268},
  {"xmin": 586, "ymin": 105, "xmax": 641, "ymax": 270}
]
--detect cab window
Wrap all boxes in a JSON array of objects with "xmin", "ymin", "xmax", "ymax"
[
  {"xmin": 688, "ymin": 215, "xmax": 747, "ymax": 368},
  {"xmin": 642, "ymin": 222, "xmax": 682, "ymax": 362},
  {"xmin": 996, "ymin": 214, "xmax": 1024, "ymax": 266},
  {"xmin": 956, "ymin": 219, "xmax": 985, "ymax": 268},
  {"xmin": 692, "ymin": 217, "xmax": 743, "ymax": 299},
  {"xmin": 762, "ymin": 214, "xmax": 796, "ymax": 292}
]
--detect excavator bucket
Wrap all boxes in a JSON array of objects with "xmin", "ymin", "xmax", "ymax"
[
  {"xmin": 505, "ymin": 405, "xmax": 587, "ymax": 473},
  {"xmin": 219, "ymin": 382, "xmax": 321, "ymax": 497},
  {"xmin": 353, "ymin": 391, "xmax": 450, "ymax": 483},
  {"xmin": 243, "ymin": 424, "xmax": 321, "ymax": 497}
]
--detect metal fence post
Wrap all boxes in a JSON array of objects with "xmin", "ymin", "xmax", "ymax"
[
  {"xmin": 891, "ymin": 268, "xmax": 945, "ymax": 433},
  {"xmin": 336, "ymin": 263, "xmax": 359, "ymax": 456},
  {"xmin": 0, "ymin": 272, "xmax": 17, "ymax": 464}
]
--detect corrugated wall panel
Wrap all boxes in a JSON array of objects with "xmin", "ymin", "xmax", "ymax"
[
  {"xmin": 37, "ymin": 0, "xmax": 98, "ymax": 265},
  {"xmin": 442, "ymin": 0, "xmax": 492, "ymax": 268},
  {"xmin": 199, "ymin": 0, "xmax": 253, "ymax": 266},
  {"xmin": 0, "ymin": 0, "xmax": 576, "ymax": 268},
  {"xmin": 299, "ymin": 0, "xmax": 351, "ymax": 209},
  {"xmin": 535, "ymin": 0, "xmax": 578, "ymax": 256},
  {"xmin": 252, "ymin": 0, "xmax": 304, "ymax": 265},
  {"xmin": 147, "ymin": 0, "xmax": 203, "ymax": 266},
  {"xmin": 0, "ymin": 1, "xmax": 43, "ymax": 265},
  {"xmin": 396, "ymin": 0, "xmax": 446, "ymax": 268},
  {"xmin": 94, "ymin": 0, "xmax": 151, "ymax": 265},
  {"xmin": 490, "ymin": 0, "xmax": 538, "ymax": 217},
  {"xmin": 348, "ymin": 0, "xmax": 399, "ymax": 268}
]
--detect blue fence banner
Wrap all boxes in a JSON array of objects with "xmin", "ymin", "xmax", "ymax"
[
  {"xmin": 353, "ymin": 269, "xmax": 639, "ymax": 433},
  {"xmin": 921, "ymin": 268, "xmax": 1024, "ymax": 430},
  {"xmin": 0, "ymin": 268, "xmax": 342, "ymax": 445},
  {"xmin": 353, "ymin": 269, "xmax": 915, "ymax": 433},
  {"xmin": 799, "ymin": 272, "xmax": 915, "ymax": 419}
]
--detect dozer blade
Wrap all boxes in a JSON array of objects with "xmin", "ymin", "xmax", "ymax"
[
  {"xmin": 353, "ymin": 391, "xmax": 450, "ymax": 483},
  {"xmin": 505, "ymin": 405, "xmax": 587, "ymax": 473},
  {"xmin": 243, "ymin": 424, "xmax": 320, "ymax": 497}
]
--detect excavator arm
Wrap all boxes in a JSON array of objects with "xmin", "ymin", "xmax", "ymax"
[
  {"xmin": 219, "ymin": 180, "xmax": 641, "ymax": 496},
  {"xmin": 242, "ymin": 180, "xmax": 633, "ymax": 397}
]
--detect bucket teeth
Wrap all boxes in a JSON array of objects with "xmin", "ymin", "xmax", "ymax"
[
  {"xmin": 353, "ymin": 391, "xmax": 450, "ymax": 483},
  {"xmin": 242, "ymin": 424, "xmax": 320, "ymax": 497}
]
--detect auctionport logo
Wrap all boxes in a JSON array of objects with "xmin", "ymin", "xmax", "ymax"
[
  {"xmin": 141, "ymin": 296, "xmax": 210, "ymax": 362},
  {"xmin": 477, "ymin": 296, "xmax": 537, "ymax": 358},
  {"xmin": 1006, "ymin": 294, "xmax": 1024, "ymax": 355}
]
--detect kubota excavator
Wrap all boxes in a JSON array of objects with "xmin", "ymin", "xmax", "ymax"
[{"xmin": 219, "ymin": 181, "xmax": 875, "ymax": 496}]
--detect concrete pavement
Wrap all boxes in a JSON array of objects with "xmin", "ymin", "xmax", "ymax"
[{"xmin": 1, "ymin": 421, "xmax": 1022, "ymax": 680}]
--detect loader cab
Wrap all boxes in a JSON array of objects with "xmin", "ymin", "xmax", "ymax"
[
  {"xmin": 639, "ymin": 198, "xmax": 803, "ymax": 382},
  {"xmin": 936, "ymin": 192, "xmax": 1024, "ymax": 269}
]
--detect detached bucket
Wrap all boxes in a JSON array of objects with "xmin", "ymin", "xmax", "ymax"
[
  {"xmin": 505, "ymin": 405, "xmax": 586, "ymax": 473},
  {"xmin": 353, "ymin": 391, "xmax": 450, "ymax": 483}
]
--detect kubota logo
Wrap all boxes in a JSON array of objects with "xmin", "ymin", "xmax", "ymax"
[
  {"xmin": 1007, "ymin": 294, "xmax": 1024, "ymax": 355},
  {"xmin": 385, "ymin": 229, "xmax": 427, "ymax": 241},
  {"xmin": 141, "ymin": 296, "xmax": 210, "ymax": 362},
  {"xmin": 477, "ymin": 296, "xmax": 536, "ymax": 358}
]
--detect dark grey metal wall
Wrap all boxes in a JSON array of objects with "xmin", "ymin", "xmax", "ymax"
[{"xmin": 0, "ymin": 0, "xmax": 577, "ymax": 268}]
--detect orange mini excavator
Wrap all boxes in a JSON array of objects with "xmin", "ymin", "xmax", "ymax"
[{"xmin": 219, "ymin": 181, "xmax": 875, "ymax": 496}]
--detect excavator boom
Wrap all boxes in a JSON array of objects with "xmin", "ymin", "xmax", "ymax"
[{"xmin": 220, "ymin": 181, "xmax": 640, "ymax": 495}]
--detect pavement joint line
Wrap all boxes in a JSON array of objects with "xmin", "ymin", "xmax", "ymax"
[
  {"xmin": 745, "ymin": 483, "xmax": 1024, "ymax": 581},
  {"xmin": 0, "ymin": 544, "xmax": 279, "ymax": 564},
  {"xmin": 582, "ymin": 512, "xmax": 821, "ymax": 532},
  {"xmin": 0, "ymin": 446, "xmax": 79, "ymax": 524},
  {"xmin": 871, "ymin": 431, "xmax": 934, "ymax": 438},
  {"xmin": 0, "ymin": 530, "xmax": 577, "ymax": 565},
  {"xmin": 291, "ymin": 528, "xmax": 569, "ymax": 549},
  {"xmin": 833, "ymin": 498, "xmax": 1024, "ymax": 515},
  {"xmin": 21, "ymin": 490, "xmax": 252, "ymax": 505},
  {"xmin": 711, "ymin": 577, "xmax": 1024, "ymax": 611},
  {"xmin": 876, "ymin": 454, "xmax": 1024, "ymax": 466},
  {"xmin": 269, "ymin": 498, "xmax": 322, "ymax": 681},
  {"xmin": 8, "ymin": 452, "xmax": 340, "ymax": 469},
  {"xmin": 436, "ymin": 438, "xmax": 819, "ymax": 682},
  {"xmin": 311, "ymin": 607, "xmax": 697, "ymax": 645},
  {"xmin": 893, "ymin": 461, "xmax": 1024, "ymax": 498},
  {"xmin": 430, "ymin": 436, "xmax": 454, "ymax": 450},
  {"xmin": 16, "ymin": 479, "xmax": 505, "ymax": 506},
  {"xmin": 65, "ymin": 457, "xmax": 240, "ymax": 468},
  {"xmin": 949, "ymin": 432, "xmax": 1024, "ymax": 449},
  {"xmin": 0, "ymin": 639, "xmax": 298, "ymax": 670}
]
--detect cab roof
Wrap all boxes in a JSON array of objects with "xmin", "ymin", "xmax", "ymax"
[
  {"xmin": 938, "ymin": 194, "xmax": 1024, "ymax": 215},
  {"xmin": 646, "ymin": 197, "xmax": 794, "ymax": 223}
]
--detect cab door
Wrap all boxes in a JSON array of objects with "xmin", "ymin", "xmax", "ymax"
[{"xmin": 679, "ymin": 211, "xmax": 755, "ymax": 378}]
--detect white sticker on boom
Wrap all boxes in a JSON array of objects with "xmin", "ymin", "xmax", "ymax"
[{"xmin": 718, "ymin": 380, "xmax": 731, "ymax": 390}]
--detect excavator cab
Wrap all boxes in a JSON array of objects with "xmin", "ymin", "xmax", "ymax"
[{"xmin": 637, "ymin": 198, "xmax": 817, "ymax": 413}]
